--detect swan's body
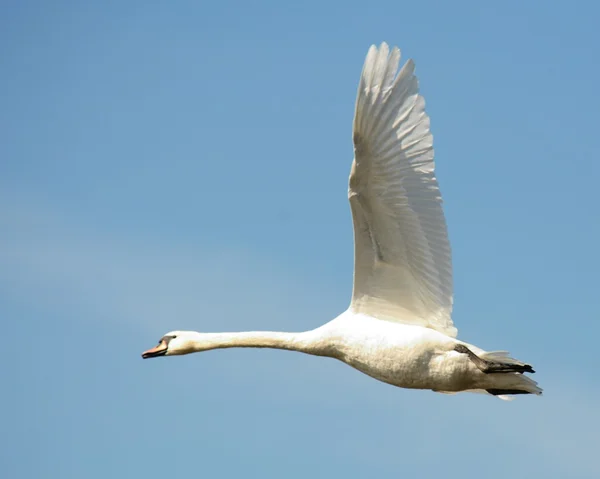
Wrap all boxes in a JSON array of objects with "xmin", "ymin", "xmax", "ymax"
[{"xmin": 142, "ymin": 43, "xmax": 542, "ymax": 399}]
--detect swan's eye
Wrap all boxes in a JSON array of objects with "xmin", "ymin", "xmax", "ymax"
[{"xmin": 160, "ymin": 335, "xmax": 176, "ymax": 344}]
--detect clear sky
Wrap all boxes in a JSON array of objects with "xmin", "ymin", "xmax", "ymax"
[{"xmin": 2, "ymin": 1, "xmax": 599, "ymax": 477}]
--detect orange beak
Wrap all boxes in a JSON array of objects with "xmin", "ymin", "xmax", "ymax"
[{"xmin": 142, "ymin": 340, "xmax": 168, "ymax": 359}]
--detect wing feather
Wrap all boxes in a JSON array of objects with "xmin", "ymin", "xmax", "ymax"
[{"xmin": 349, "ymin": 43, "xmax": 456, "ymax": 337}]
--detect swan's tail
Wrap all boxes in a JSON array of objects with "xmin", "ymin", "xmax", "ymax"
[
  {"xmin": 485, "ymin": 372, "xmax": 543, "ymax": 400},
  {"xmin": 454, "ymin": 345, "xmax": 543, "ymax": 399},
  {"xmin": 458, "ymin": 376, "xmax": 542, "ymax": 401}
]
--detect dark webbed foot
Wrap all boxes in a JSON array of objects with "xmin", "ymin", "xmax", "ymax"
[
  {"xmin": 486, "ymin": 389, "xmax": 532, "ymax": 396},
  {"xmin": 454, "ymin": 344, "xmax": 535, "ymax": 374}
]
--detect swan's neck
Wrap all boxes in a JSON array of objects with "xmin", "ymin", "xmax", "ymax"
[{"xmin": 183, "ymin": 329, "xmax": 334, "ymax": 357}]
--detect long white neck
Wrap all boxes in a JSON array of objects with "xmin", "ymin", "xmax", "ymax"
[{"xmin": 184, "ymin": 328, "xmax": 335, "ymax": 357}]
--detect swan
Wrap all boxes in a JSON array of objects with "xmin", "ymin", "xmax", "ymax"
[{"xmin": 142, "ymin": 43, "xmax": 542, "ymax": 400}]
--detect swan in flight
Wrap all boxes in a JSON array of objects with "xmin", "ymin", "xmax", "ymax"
[{"xmin": 142, "ymin": 43, "xmax": 542, "ymax": 399}]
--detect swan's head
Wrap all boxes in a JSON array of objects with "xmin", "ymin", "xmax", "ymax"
[{"xmin": 141, "ymin": 331, "xmax": 198, "ymax": 359}]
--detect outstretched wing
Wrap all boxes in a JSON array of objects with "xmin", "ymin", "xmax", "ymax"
[{"xmin": 349, "ymin": 43, "xmax": 456, "ymax": 337}]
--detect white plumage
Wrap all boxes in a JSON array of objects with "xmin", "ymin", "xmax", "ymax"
[
  {"xmin": 142, "ymin": 43, "xmax": 542, "ymax": 400},
  {"xmin": 350, "ymin": 43, "xmax": 455, "ymax": 337}
]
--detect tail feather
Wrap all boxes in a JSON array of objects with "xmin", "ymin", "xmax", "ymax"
[
  {"xmin": 466, "ymin": 389, "xmax": 516, "ymax": 401},
  {"xmin": 444, "ymin": 385, "xmax": 541, "ymax": 400},
  {"xmin": 453, "ymin": 344, "xmax": 542, "ymax": 398},
  {"xmin": 487, "ymin": 373, "xmax": 543, "ymax": 398}
]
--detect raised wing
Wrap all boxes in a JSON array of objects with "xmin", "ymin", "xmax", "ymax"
[{"xmin": 348, "ymin": 43, "xmax": 456, "ymax": 337}]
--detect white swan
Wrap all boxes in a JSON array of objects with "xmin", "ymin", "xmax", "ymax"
[{"xmin": 142, "ymin": 43, "xmax": 542, "ymax": 399}]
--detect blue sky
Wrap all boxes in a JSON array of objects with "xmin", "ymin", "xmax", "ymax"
[{"xmin": 2, "ymin": 1, "xmax": 599, "ymax": 477}]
